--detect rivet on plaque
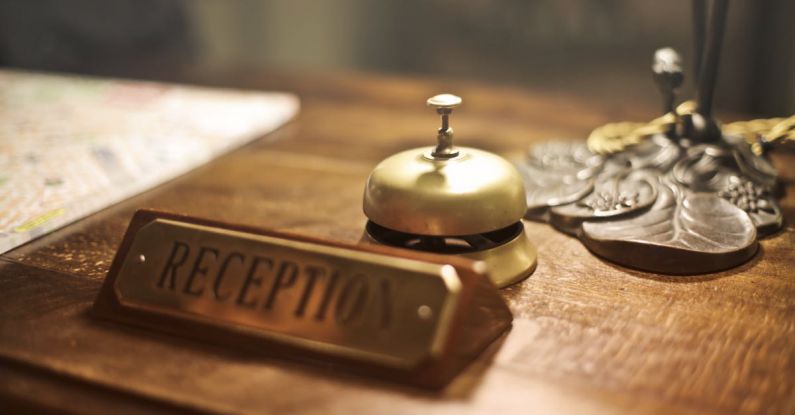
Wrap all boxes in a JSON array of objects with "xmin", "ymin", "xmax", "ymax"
[{"xmin": 362, "ymin": 94, "xmax": 537, "ymax": 288}]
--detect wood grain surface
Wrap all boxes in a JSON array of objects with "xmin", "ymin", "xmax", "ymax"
[{"xmin": 1, "ymin": 69, "xmax": 793, "ymax": 415}]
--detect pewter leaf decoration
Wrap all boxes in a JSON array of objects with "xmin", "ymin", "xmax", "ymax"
[
  {"xmin": 514, "ymin": 36, "xmax": 785, "ymax": 274},
  {"xmin": 517, "ymin": 141, "xmax": 602, "ymax": 218},
  {"xmin": 579, "ymin": 180, "xmax": 757, "ymax": 273},
  {"xmin": 718, "ymin": 177, "xmax": 772, "ymax": 213},
  {"xmin": 516, "ymin": 133, "xmax": 780, "ymax": 274},
  {"xmin": 548, "ymin": 172, "xmax": 657, "ymax": 235},
  {"xmin": 582, "ymin": 181, "xmax": 755, "ymax": 252},
  {"xmin": 554, "ymin": 174, "xmax": 657, "ymax": 219},
  {"xmin": 518, "ymin": 166, "xmax": 593, "ymax": 211},
  {"xmin": 717, "ymin": 176, "xmax": 782, "ymax": 233},
  {"xmin": 579, "ymin": 191, "xmax": 639, "ymax": 212}
]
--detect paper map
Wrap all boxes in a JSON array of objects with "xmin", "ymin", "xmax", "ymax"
[{"xmin": 0, "ymin": 69, "xmax": 299, "ymax": 254}]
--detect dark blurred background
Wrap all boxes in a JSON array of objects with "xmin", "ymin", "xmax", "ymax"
[{"xmin": 1, "ymin": 0, "xmax": 794, "ymax": 117}]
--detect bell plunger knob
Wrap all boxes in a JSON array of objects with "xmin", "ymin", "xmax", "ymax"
[{"xmin": 426, "ymin": 94, "xmax": 462, "ymax": 158}]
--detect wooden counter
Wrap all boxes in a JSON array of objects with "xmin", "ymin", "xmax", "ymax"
[{"xmin": 1, "ymin": 70, "xmax": 793, "ymax": 415}]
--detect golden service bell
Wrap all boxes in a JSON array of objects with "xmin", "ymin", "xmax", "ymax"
[{"xmin": 363, "ymin": 94, "xmax": 537, "ymax": 287}]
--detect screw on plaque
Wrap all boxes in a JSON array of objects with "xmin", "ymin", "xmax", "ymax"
[{"xmin": 426, "ymin": 94, "xmax": 462, "ymax": 158}]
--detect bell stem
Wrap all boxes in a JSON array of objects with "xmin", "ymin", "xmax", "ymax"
[{"xmin": 432, "ymin": 108, "xmax": 458, "ymax": 158}]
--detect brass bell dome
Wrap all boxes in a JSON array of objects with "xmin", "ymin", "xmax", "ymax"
[
  {"xmin": 362, "ymin": 94, "xmax": 536, "ymax": 288},
  {"xmin": 363, "ymin": 147, "xmax": 527, "ymax": 236}
]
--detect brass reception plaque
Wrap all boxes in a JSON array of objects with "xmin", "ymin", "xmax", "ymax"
[
  {"xmin": 114, "ymin": 218, "xmax": 461, "ymax": 368},
  {"xmin": 94, "ymin": 210, "xmax": 512, "ymax": 388}
]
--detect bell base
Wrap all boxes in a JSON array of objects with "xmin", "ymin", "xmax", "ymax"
[
  {"xmin": 461, "ymin": 226, "xmax": 536, "ymax": 288},
  {"xmin": 362, "ymin": 221, "xmax": 536, "ymax": 288}
]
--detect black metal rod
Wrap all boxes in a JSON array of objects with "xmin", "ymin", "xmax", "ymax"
[
  {"xmin": 691, "ymin": 0, "xmax": 707, "ymax": 84},
  {"xmin": 696, "ymin": 0, "xmax": 729, "ymax": 117}
]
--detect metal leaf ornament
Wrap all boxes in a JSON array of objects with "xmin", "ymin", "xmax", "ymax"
[{"xmin": 517, "ymin": 41, "xmax": 786, "ymax": 274}]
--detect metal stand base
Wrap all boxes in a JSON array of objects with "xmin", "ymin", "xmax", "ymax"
[{"xmin": 517, "ymin": 133, "xmax": 781, "ymax": 274}]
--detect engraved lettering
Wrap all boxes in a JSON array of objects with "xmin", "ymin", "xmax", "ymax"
[
  {"xmin": 295, "ymin": 265, "xmax": 324, "ymax": 317},
  {"xmin": 335, "ymin": 275, "xmax": 369, "ymax": 325},
  {"xmin": 236, "ymin": 255, "xmax": 273, "ymax": 308},
  {"xmin": 157, "ymin": 240, "xmax": 190, "ymax": 290},
  {"xmin": 263, "ymin": 260, "xmax": 298, "ymax": 310},
  {"xmin": 214, "ymin": 252, "xmax": 244, "ymax": 301},
  {"xmin": 314, "ymin": 271, "xmax": 339, "ymax": 321},
  {"xmin": 142, "ymin": 225, "xmax": 413, "ymax": 337},
  {"xmin": 183, "ymin": 246, "xmax": 218, "ymax": 296},
  {"xmin": 106, "ymin": 218, "xmax": 469, "ymax": 370}
]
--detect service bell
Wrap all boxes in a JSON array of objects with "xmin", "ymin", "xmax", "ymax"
[{"xmin": 362, "ymin": 94, "xmax": 536, "ymax": 287}]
